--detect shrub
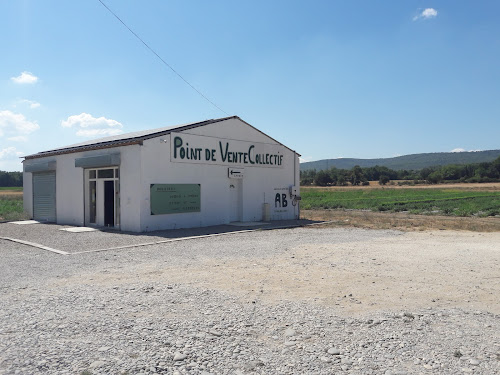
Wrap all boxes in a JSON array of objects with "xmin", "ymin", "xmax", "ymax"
[{"xmin": 379, "ymin": 175, "xmax": 390, "ymax": 185}]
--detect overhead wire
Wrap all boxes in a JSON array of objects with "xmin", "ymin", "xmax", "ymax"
[{"xmin": 97, "ymin": 0, "xmax": 228, "ymax": 115}]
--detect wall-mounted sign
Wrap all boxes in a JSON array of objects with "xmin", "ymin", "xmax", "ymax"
[
  {"xmin": 228, "ymin": 168, "xmax": 244, "ymax": 179},
  {"xmin": 170, "ymin": 132, "xmax": 285, "ymax": 168},
  {"xmin": 273, "ymin": 187, "xmax": 290, "ymax": 214},
  {"xmin": 150, "ymin": 184, "xmax": 201, "ymax": 215}
]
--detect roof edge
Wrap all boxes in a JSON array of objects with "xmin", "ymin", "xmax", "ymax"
[
  {"xmin": 23, "ymin": 115, "xmax": 301, "ymax": 160},
  {"xmin": 23, "ymin": 116, "xmax": 238, "ymax": 160}
]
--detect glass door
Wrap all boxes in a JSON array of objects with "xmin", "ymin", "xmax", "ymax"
[{"xmin": 85, "ymin": 167, "xmax": 120, "ymax": 228}]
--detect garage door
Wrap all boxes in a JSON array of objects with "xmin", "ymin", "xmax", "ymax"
[{"xmin": 33, "ymin": 172, "xmax": 56, "ymax": 222}]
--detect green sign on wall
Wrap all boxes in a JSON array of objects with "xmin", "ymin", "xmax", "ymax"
[{"xmin": 150, "ymin": 184, "xmax": 201, "ymax": 215}]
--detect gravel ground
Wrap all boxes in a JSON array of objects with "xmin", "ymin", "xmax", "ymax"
[
  {"xmin": 0, "ymin": 220, "xmax": 315, "ymax": 254},
  {"xmin": 0, "ymin": 223, "xmax": 499, "ymax": 374}
]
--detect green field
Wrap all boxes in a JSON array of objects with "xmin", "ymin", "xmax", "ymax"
[
  {"xmin": 0, "ymin": 188, "xmax": 25, "ymax": 221},
  {"xmin": 301, "ymin": 187, "xmax": 500, "ymax": 217},
  {"xmin": 2, "ymin": 187, "xmax": 500, "ymax": 221}
]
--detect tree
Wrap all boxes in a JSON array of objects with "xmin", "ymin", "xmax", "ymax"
[
  {"xmin": 493, "ymin": 156, "xmax": 500, "ymax": 170},
  {"xmin": 419, "ymin": 167, "xmax": 437, "ymax": 181},
  {"xmin": 379, "ymin": 175, "xmax": 390, "ymax": 185},
  {"xmin": 0, "ymin": 171, "xmax": 23, "ymax": 187},
  {"xmin": 337, "ymin": 175, "xmax": 348, "ymax": 186},
  {"xmin": 427, "ymin": 171, "xmax": 443, "ymax": 184},
  {"xmin": 300, "ymin": 169, "xmax": 317, "ymax": 185},
  {"xmin": 314, "ymin": 170, "xmax": 332, "ymax": 186},
  {"xmin": 328, "ymin": 167, "xmax": 340, "ymax": 186},
  {"xmin": 349, "ymin": 165, "xmax": 364, "ymax": 186},
  {"xmin": 491, "ymin": 156, "xmax": 500, "ymax": 177}
]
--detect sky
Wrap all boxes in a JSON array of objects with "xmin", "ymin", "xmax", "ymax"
[{"xmin": 1, "ymin": 1, "xmax": 499, "ymax": 171}]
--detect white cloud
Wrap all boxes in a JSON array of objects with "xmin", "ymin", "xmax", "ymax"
[
  {"xmin": 299, "ymin": 156, "xmax": 313, "ymax": 163},
  {"xmin": 0, "ymin": 146, "xmax": 23, "ymax": 159},
  {"xmin": 423, "ymin": 8, "xmax": 438, "ymax": 18},
  {"xmin": 8, "ymin": 136, "xmax": 28, "ymax": 142},
  {"xmin": 451, "ymin": 148, "xmax": 482, "ymax": 153},
  {"xmin": 11, "ymin": 71, "xmax": 39, "ymax": 84},
  {"xmin": 413, "ymin": 8, "xmax": 438, "ymax": 21},
  {"xmin": 75, "ymin": 128, "xmax": 124, "ymax": 137},
  {"xmin": 19, "ymin": 99, "xmax": 41, "ymax": 109},
  {"xmin": 61, "ymin": 112, "xmax": 124, "ymax": 137},
  {"xmin": 0, "ymin": 110, "xmax": 40, "ymax": 139}
]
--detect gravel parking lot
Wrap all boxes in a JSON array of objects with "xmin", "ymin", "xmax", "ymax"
[
  {"xmin": 0, "ymin": 223, "xmax": 499, "ymax": 374},
  {"xmin": 0, "ymin": 220, "xmax": 313, "ymax": 254}
]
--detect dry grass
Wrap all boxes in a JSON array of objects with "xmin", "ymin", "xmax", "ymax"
[
  {"xmin": 302, "ymin": 209, "xmax": 500, "ymax": 232},
  {"xmin": 0, "ymin": 191, "xmax": 23, "ymax": 196}
]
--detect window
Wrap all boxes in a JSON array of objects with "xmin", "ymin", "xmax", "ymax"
[
  {"xmin": 98, "ymin": 169, "xmax": 114, "ymax": 178},
  {"xmin": 89, "ymin": 181, "xmax": 96, "ymax": 223}
]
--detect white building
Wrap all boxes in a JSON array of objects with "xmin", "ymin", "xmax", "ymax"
[{"xmin": 22, "ymin": 116, "xmax": 301, "ymax": 232}]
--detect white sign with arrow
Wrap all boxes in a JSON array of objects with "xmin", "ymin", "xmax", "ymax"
[{"xmin": 228, "ymin": 168, "xmax": 244, "ymax": 179}]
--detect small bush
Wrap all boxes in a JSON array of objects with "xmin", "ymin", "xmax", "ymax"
[{"xmin": 379, "ymin": 175, "xmax": 390, "ymax": 185}]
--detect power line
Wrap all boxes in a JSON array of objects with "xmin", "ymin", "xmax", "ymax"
[{"xmin": 97, "ymin": 0, "xmax": 228, "ymax": 115}]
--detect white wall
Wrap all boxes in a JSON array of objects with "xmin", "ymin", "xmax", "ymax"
[
  {"xmin": 22, "ymin": 170, "xmax": 33, "ymax": 217},
  {"xmin": 138, "ymin": 118, "xmax": 300, "ymax": 231},
  {"xmin": 23, "ymin": 145, "xmax": 143, "ymax": 231},
  {"xmin": 119, "ymin": 145, "xmax": 142, "ymax": 232},
  {"xmin": 22, "ymin": 118, "xmax": 300, "ymax": 232},
  {"xmin": 55, "ymin": 153, "xmax": 85, "ymax": 226}
]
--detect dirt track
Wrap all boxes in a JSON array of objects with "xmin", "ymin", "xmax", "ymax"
[
  {"xmin": 160, "ymin": 229, "xmax": 498, "ymax": 315},
  {"xmin": 56, "ymin": 228, "xmax": 500, "ymax": 317},
  {"xmin": 302, "ymin": 209, "xmax": 500, "ymax": 232}
]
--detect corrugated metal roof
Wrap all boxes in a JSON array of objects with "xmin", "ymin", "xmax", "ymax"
[
  {"xmin": 24, "ymin": 117, "xmax": 233, "ymax": 159},
  {"xmin": 23, "ymin": 115, "xmax": 299, "ymax": 160}
]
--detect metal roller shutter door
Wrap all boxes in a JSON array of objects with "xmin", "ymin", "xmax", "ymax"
[{"xmin": 33, "ymin": 172, "xmax": 56, "ymax": 222}]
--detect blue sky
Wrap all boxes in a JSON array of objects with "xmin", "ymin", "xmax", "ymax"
[{"xmin": 1, "ymin": 1, "xmax": 499, "ymax": 171}]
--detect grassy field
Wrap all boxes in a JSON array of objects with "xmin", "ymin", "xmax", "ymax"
[
  {"xmin": 0, "ymin": 187, "xmax": 26, "ymax": 221},
  {"xmin": 301, "ymin": 186, "xmax": 500, "ymax": 217},
  {"xmin": 0, "ymin": 187, "xmax": 23, "ymax": 192},
  {"xmin": 2, "ymin": 185, "xmax": 500, "ymax": 224}
]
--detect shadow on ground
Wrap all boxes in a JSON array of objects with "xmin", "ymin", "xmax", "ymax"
[{"xmin": 1, "ymin": 219, "xmax": 321, "ymax": 254}]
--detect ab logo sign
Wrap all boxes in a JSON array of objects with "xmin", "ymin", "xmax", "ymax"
[{"xmin": 275, "ymin": 193, "xmax": 288, "ymax": 208}]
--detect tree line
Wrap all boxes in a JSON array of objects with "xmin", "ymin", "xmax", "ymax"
[
  {"xmin": 0, "ymin": 171, "xmax": 23, "ymax": 187},
  {"xmin": 300, "ymin": 156, "xmax": 500, "ymax": 186}
]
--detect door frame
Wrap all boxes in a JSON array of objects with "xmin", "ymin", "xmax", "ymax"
[{"xmin": 84, "ymin": 167, "xmax": 120, "ymax": 228}]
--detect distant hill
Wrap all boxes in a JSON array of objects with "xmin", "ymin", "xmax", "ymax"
[{"xmin": 300, "ymin": 150, "xmax": 500, "ymax": 171}]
